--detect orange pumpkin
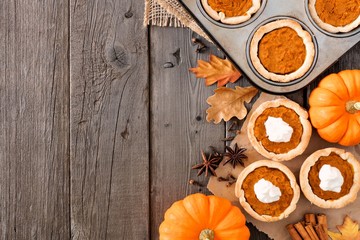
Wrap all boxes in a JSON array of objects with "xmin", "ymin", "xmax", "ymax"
[
  {"xmin": 309, "ymin": 69, "xmax": 360, "ymax": 146},
  {"xmin": 159, "ymin": 193, "xmax": 250, "ymax": 240}
]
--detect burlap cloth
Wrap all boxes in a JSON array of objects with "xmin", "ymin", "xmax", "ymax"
[{"xmin": 144, "ymin": 0, "xmax": 210, "ymax": 40}]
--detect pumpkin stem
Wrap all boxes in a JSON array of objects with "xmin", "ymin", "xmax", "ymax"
[
  {"xmin": 355, "ymin": 102, "xmax": 360, "ymax": 110},
  {"xmin": 346, "ymin": 101, "xmax": 360, "ymax": 114},
  {"xmin": 199, "ymin": 229, "xmax": 215, "ymax": 240}
]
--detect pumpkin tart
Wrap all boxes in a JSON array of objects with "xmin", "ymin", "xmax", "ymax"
[
  {"xmin": 300, "ymin": 148, "xmax": 360, "ymax": 208},
  {"xmin": 247, "ymin": 98, "xmax": 312, "ymax": 161},
  {"xmin": 309, "ymin": 0, "xmax": 360, "ymax": 33},
  {"xmin": 201, "ymin": 0, "xmax": 261, "ymax": 24},
  {"xmin": 250, "ymin": 19, "xmax": 315, "ymax": 82},
  {"xmin": 235, "ymin": 160, "xmax": 300, "ymax": 222}
]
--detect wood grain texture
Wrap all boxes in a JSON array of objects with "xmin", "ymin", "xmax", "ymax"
[
  {"xmin": 70, "ymin": 0, "xmax": 149, "ymax": 239},
  {"xmin": 0, "ymin": 0, "xmax": 70, "ymax": 239},
  {"xmin": 149, "ymin": 29, "xmax": 225, "ymax": 238}
]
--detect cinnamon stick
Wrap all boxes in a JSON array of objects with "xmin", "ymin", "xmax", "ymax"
[
  {"xmin": 305, "ymin": 213, "xmax": 317, "ymax": 226},
  {"xmin": 305, "ymin": 223, "xmax": 320, "ymax": 240},
  {"xmin": 314, "ymin": 224, "xmax": 327, "ymax": 240},
  {"xmin": 294, "ymin": 222, "xmax": 311, "ymax": 240},
  {"xmin": 317, "ymin": 214, "xmax": 328, "ymax": 236},
  {"xmin": 286, "ymin": 224, "xmax": 302, "ymax": 240}
]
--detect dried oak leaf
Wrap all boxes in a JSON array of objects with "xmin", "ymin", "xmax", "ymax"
[
  {"xmin": 189, "ymin": 54, "xmax": 241, "ymax": 87},
  {"xmin": 328, "ymin": 216, "xmax": 360, "ymax": 240},
  {"xmin": 206, "ymin": 86, "xmax": 258, "ymax": 124}
]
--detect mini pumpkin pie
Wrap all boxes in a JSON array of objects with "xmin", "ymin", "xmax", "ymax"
[
  {"xmin": 247, "ymin": 98, "xmax": 312, "ymax": 161},
  {"xmin": 300, "ymin": 148, "xmax": 360, "ymax": 208},
  {"xmin": 250, "ymin": 19, "xmax": 315, "ymax": 82},
  {"xmin": 309, "ymin": 0, "xmax": 360, "ymax": 33},
  {"xmin": 235, "ymin": 160, "xmax": 300, "ymax": 222},
  {"xmin": 201, "ymin": 0, "xmax": 261, "ymax": 24}
]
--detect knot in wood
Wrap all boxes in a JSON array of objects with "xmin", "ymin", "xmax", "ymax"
[
  {"xmin": 105, "ymin": 44, "xmax": 129, "ymax": 69},
  {"xmin": 125, "ymin": 11, "xmax": 133, "ymax": 18}
]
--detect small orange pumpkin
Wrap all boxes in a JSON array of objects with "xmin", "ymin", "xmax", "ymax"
[
  {"xmin": 309, "ymin": 69, "xmax": 360, "ymax": 146},
  {"xmin": 159, "ymin": 193, "xmax": 250, "ymax": 240}
]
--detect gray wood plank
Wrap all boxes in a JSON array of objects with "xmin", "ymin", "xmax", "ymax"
[
  {"xmin": 0, "ymin": 0, "xmax": 70, "ymax": 239},
  {"xmin": 149, "ymin": 28, "xmax": 226, "ymax": 238},
  {"xmin": 70, "ymin": 0, "xmax": 149, "ymax": 239}
]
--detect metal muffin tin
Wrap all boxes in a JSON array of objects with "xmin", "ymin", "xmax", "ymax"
[{"xmin": 179, "ymin": 0, "xmax": 360, "ymax": 93}]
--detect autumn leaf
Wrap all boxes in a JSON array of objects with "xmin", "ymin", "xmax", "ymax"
[
  {"xmin": 206, "ymin": 86, "xmax": 258, "ymax": 124},
  {"xmin": 189, "ymin": 55, "xmax": 241, "ymax": 87},
  {"xmin": 328, "ymin": 216, "xmax": 360, "ymax": 240}
]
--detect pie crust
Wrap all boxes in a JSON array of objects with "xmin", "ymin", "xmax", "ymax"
[
  {"xmin": 250, "ymin": 19, "xmax": 315, "ymax": 82},
  {"xmin": 308, "ymin": 0, "xmax": 360, "ymax": 33},
  {"xmin": 201, "ymin": 0, "xmax": 261, "ymax": 25},
  {"xmin": 235, "ymin": 160, "xmax": 300, "ymax": 222},
  {"xmin": 300, "ymin": 148, "xmax": 360, "ymax": 208},
  {"xmin": 247, "ymin": 98, "xmax": 312, "ymax": 161}
]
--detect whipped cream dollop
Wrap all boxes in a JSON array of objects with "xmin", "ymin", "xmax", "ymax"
[
  {"xmin": 264, "ymin": 116, "xmax": 293, "ymax": 142},
  {"xmin": 254, "ymin": 178, "xmax": 282, "ymax": 203},
  {"xmin": 319, "ymin": 164, "xmax": 344, "ymax": 193}
]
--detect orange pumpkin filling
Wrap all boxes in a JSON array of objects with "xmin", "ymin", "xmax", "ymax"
[
  {"xmin": 242, "ymin": 166, "xmax": 293, "ymax": 216},
  {"xmin": 207, "ymin": 0, "xmax": 253, "ymax": 17},
  {"xmin": 308, "ymin": 152, "xmax": 354, "ymax": 200},
  {"xmin": 254, "ymin": 106, "xmax": 303, "ymax": 154},
  {"xmin": 315, "ymin": 0, "xmax": 360, "ymax": 27},
  {"xmin": 258, "ymin": 27, "xmax": 306, "ymax": 74}
]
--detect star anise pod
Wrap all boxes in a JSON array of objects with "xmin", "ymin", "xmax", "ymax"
[
  {"xmin": 223, "ymin": 143, "xmax": 247, "ymax": 168},
  {"xmin": 192, "ymin": 150, "xmax": 222, "ymax": 177}
]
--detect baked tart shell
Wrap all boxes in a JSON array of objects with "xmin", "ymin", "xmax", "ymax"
[
  {"xmin": 235, "ymin": 160, "xmax": 300, "ymax": 222},
  {"xmin": 300, "ymin": 147, "xmax": 360, "ymax": 208},
  {"xmin": 308, "ymin": 0, "xmax": 360, "ymax": 33},
  {"xmin": 250, "ymin": 19, "xmax": 315, "ymax": 82},
  {"xmin": 247, "ymin": 98, "xmax": 312, "ymax": 161},
  {"xmin": 201, "ymin": 0, "xmax": 261, "ymax": 25}
]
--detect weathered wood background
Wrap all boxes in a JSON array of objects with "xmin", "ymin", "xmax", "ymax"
[{"xmin": 0, "ymin": 0, "xmax": 359, "ymax": 239}]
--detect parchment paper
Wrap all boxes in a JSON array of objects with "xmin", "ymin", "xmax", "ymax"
[{"xmin": 208, "ymin": 93, "xmax": 360, "ymax": 240}]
